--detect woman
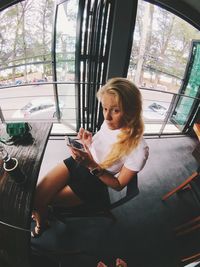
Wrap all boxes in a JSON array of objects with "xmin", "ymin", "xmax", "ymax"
[{"xmin": 31, "ymin": 77, "xmax": 149, "ymax": 237}]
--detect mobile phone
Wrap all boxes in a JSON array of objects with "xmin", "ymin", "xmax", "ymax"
[{"xmin": 65, "ymin": 136, "xmax": 85, "ymax": 151}]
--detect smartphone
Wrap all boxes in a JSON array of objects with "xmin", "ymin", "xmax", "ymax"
[{"xmin": 65, "ymin": 136, "xmax": 85, "ymax": 151}]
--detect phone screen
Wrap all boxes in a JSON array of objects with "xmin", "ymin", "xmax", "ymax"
[{"xmin": 66, "ymin": 136, "xmax": 85, "ymax": 150}]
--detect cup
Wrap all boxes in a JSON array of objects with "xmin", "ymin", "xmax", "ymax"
[{"xmin": 3, "ymin": 158, "xmax": 26, "ymax": 184}]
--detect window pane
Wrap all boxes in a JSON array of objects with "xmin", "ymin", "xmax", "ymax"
[
  {"xmin": 128, "ymin": 0, "xmax": 200, "ymax": 91},
  {"xmin": 0, "ymin": 0, "xmax": 54, "ymax": 84},
  {"xmin": 56, "ymin": 0, "xmax": 78, "ymax": 82},
  {"xmin": 127, "ymin": 0, "xmax": 200, "ymax": 134}
]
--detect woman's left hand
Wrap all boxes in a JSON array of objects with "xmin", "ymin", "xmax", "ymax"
[{"xmin": 69, "ymin": 145, "xmax": 98, "ymax": 169}]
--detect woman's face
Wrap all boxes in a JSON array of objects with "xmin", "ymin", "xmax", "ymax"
[{"xmin": 101, "ymin": 93, "xmax": 124, "ymax": 130}]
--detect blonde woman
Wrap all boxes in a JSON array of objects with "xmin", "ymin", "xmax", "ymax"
[{"xmin": 31, "ymin": 77, "xmax": 149, "ymax": 237}]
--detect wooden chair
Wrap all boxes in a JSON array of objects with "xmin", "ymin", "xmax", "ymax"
[
  {"xmin": 162, "ymin": 167, "xmax": 200, "ymax": 265},
  {"xmin": 162, "ymin": 168, "xmax": 200, "ymax": 201},
  {"xmin": 162, "ymin": 166, "xmax": 200, "ymax": 232},
  {"xmin": 181, "ymin": 252, "xmax": 200, "ymax": 266},
  {"xmin": 50, "ymin": 174, "xmax": 139, "ymax": 223},
  {"xmin": 162, "ymin": 125, "xmax": 200, "ymax": 202}
]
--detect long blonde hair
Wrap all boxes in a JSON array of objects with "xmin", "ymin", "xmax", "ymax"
[{"xmin": 97, "ymin": 77, "xmax": 144, "ymax": 169}]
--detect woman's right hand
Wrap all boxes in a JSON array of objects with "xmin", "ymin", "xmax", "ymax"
[{"xmin": 77, "ymin": 127, "xmax": 92, "ymax": 146}]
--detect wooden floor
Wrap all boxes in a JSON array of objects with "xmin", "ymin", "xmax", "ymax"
[{"xmin": 31, "ymin": 134, "xmax": 200, "ymax": 267}]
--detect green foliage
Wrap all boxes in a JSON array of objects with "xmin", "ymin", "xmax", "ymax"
[
  {"xmin": 0, "ymin": 0, "xmax": 54, "ymax": 80},
  {"xmin": 130, "ymin": 0, "xmax": 200, "ymax": 82}
]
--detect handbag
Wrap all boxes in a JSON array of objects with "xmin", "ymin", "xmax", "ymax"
[
  {"xmin": 6, "ymin": 122, "xmax": 31, "ymax": 137},
  {"xmin": 0, "ymin": 122, "xmax": 34, "ymax": 145}
]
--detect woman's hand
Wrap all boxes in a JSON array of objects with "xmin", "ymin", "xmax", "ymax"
[
  {"xmin": 77, "ymin": 127, "xmax": 92, "ymax": 147},
  {"xmin": 69, "ymin": 144, "xmax": 98, "ymax": 170}
]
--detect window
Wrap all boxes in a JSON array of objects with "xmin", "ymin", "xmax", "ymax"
[
  {"xmin": 0, "ymin": 0, "xmax": 54, "ymax": 84},
  {"xmin": 127, "ymin": 0, "xmax": 200, "ymax": 134},
  {"xmin": 128, "ymin": 0, "xmax": 200, "ymax": 91}
]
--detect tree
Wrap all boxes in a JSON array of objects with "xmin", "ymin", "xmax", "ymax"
[
  {"xmin": 130, "ymin": 1, "xmax": 200, "ymax": 91},
  {"xmin": 134, "ymin": 2, "xmax": 151, "ymax": 86},
  {"xmin": 34, "ymin": 0, "xmax": 54, "ymax": 77},
  {"xmin": 0, "ymin": 0, "xmax": 54, "ymax": 82},
  {"xmin": 19, "ymin": 0, "xmax": 33, "ymax": 82}
]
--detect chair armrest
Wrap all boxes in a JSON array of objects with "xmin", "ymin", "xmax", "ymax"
[
  {"xmin": 109, "ymin": 187, "xmax": 139, "ymax": 210},
  {"xmin": 109, "ymin": 174, "xmax": 139, "ymax": 210}
]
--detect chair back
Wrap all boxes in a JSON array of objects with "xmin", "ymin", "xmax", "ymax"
[
  {"xmin": 127, "ymin": 173, "xmax": 139, "ymax": 196},
  {"xmin": 110, "ymin": 174, "xmax": 139, "ymax": 210}
]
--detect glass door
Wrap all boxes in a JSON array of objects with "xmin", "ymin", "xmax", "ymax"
[
  {"xmin": 53, "ymin": 0, "xmax": 115, "ymax": 133},
  {"xmin": 171, "ymin": 40, "xmax": 200, "ymax": 132}
]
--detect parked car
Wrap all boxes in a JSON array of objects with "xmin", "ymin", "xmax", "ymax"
[
  {"xmin": 15, "ymin": 80, "xmax": 23, "ymax": 85},
  {"xmin": 148, "ymin": 102, "xmax": 167, "ymax": 116},
  {"xmin": 143, "ymin": 101, "xmax": 168, "ymax": 120},
  {"xmin": 32, "ymin": 78, "xmax": 47, "ymax": 84},
  {"xmin": 12, "ymin": 98, "xmax": 64, "ymax": 120}
]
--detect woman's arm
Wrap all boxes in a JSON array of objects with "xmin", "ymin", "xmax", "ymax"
[
  {"xmin": 96, "ymin": 166, "xmax": 137, "ymax": 191},
  {"xmin": 68, "ymin": 145, "xmax": 137, "ymax": 191}
]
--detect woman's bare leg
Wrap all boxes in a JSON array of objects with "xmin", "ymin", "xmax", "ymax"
[
  {"xmin": 32, "ymin": 162, "xmax": 82, "ymax": 234},
  {"xmin": 51, "ymin": 185, "xmax": 83, "ymax": 207}
]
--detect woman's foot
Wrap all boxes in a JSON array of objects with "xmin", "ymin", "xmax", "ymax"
[
  {"xmin": 31, "ymin": 214, "xmax": 35, "ymax": 221},
  {"xmin": 31, "ymin": 208, "xmax": 50, "ymax": 238},
  {"xmin": 31, "ymin": 225, "xmax": 42, "ymax": 238},
  {"xmin": 116, "ymin": 258, "xmax": 127, "ymax": 267},
  {"xmin": 31, "ymin": 221, "xmax": 50, "ymax": 238}
]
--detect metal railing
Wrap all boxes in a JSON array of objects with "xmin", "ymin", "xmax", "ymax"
[{"xmin": 0, "ymin": 82, "xmax": 199, "ymax": 136}]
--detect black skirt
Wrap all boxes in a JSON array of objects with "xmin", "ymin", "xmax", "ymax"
[{"xmin": 63, "ymin": 157, "xmax": 110, "ymax": 209}]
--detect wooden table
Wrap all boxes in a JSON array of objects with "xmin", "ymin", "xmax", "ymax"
[{"xmin": 0, "ymin": 122, "xmax": 52, "ymax": 267}]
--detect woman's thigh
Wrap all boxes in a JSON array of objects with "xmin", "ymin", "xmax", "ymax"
[
  {"xmin": 51, "ymin": 185, "xmax": 83, "ymax": 207},
  {"xmin": 35, "ymin": 162, "xmax": 72, "ymax": 205}
]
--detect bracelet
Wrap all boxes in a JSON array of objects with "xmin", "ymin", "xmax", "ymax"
[{"xmin": 90, "ymin": 167, "xmax": 104, "ymax": 176}]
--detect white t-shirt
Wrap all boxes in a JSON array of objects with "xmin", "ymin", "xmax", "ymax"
[{"xmin": 90, "ymin": 121, "xmax": 149, "ymax": 175}]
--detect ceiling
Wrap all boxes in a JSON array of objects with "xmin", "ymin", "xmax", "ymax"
[
  {"xmin": 0, "ymin": 0, "xmax": 200, "ymax": 30},
  {"xmin": 0, "ymin": 0, "xmax": 24, "ymax": 11},
  {"xmin": 147, "ymin": 0, "xmax": 200, "ymax": 30}
]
